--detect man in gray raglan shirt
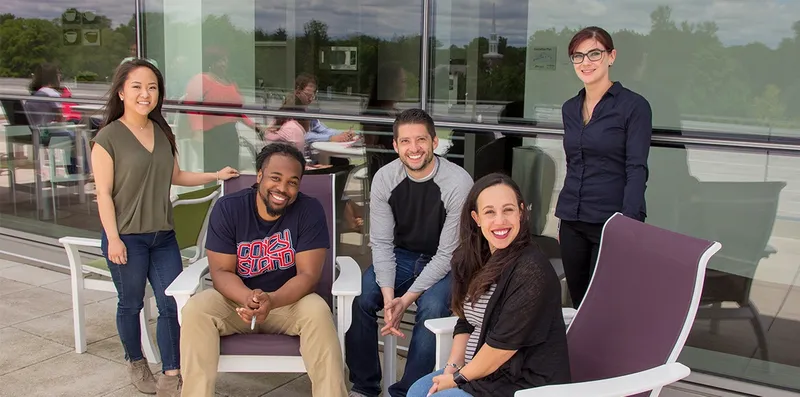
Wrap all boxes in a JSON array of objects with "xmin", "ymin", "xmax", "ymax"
[{"xmin": 345, "ymin": 109, "xmax": 473, "ymax": 397}]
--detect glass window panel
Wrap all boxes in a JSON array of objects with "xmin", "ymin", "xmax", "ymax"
[
  {"xmin": 142, "ymin": 0, "xmax": 423, "ymax": 173},
  {"xmin": 0, "ymin": 2, "xmax": 138, "ymax": 99},
  {"xmin": 429, "ymin": 0, "xmax": 800, "ymax": 140},
  {"xmin": 522, "ymin": 133, "xmax": 800, "ymax": 391}
]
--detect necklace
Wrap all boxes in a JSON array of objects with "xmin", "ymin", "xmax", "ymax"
[
  {"xmin": 123, "ymin": 118, "xmax": 149, "ymax": 131},
  {"xmin": 582, "ymin": 101, "xmax": 592, "ymax": 125}
]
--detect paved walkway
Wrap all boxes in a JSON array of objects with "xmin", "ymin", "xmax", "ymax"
[
  {"xmin": 0, "ymin": 257, "xmax": 346, "ymax": 396},
  {"xmin": 0, "ymin": 256, "xmax": 732, "ymax": 397}
]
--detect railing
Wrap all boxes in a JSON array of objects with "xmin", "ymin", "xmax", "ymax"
[{"xmin": 2, "ymin": 93, "xmax": 800, "ymax": 154}]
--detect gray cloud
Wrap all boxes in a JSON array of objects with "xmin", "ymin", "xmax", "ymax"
[
  {"xmin": 2, "ymin": 0, "xmax": 798, "ymax": 49},
  {"xmin": 1, "ymin": 0, "xmax": 134, "ymax": 27}
]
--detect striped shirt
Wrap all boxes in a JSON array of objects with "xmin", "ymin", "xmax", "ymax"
[{"xmin": 464, "ymin": 284, "xmax": 497, "ymax": 362}]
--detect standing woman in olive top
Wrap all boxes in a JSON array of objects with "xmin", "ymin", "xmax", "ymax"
[
  {"xmin": 556, "ymin": 26, "xmax": 652, "ymax": 309},
  {"xmin": 92, "ymin": 59, "xmax": 239, "ymax": 397}
]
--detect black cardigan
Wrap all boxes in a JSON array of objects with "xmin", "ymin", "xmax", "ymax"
[{"xmin": 453, "ymin": 245, "xmax": 571, "ymax": 397}]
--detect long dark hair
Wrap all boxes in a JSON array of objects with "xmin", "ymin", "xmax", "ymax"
[
  {"xmin": 451, "ymin": 173, "xmax": 532, "ymax": 317},
  {"xmin": 29, "ymin": 63, "xmax": 61, "ymax": 94},
  {"xmin": 274, "ymin": 93, "xmax": 310, "ymax": 132},
  {"xmin": 101, "ymin": 59, "xmax": 177, "ymax": 155}
]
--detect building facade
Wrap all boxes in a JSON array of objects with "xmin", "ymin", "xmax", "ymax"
[{"xmin": 1, "ymin": 1, "xmax": 800, "ymax": 395}]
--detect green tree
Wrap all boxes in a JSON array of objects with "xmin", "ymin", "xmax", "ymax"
[
  {"xmin": 0, "ymin": 13, "xmax": 14, "ymax": 25},
  {"xmin": 750, "ymin": 84, "xmax": 786, "ymax": 122},
  {"xmin": 0, "ymin": 18, "xmax": 61, "ymax": 77}
]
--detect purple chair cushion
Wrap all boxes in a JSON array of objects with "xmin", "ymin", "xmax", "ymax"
[
  {"xmin": 567, "ymin": 213, "xmax": 716, "ymax": 394},
  {"xmin": 219, "ymin": 334, "xmax": 301, "ymax": 356}
]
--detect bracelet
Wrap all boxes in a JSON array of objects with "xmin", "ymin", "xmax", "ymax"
[
  {"xmin": 445, "ymin": 362, "xmax": 463, "ymax": 370},
  {"xmin": 216, "ymin": 171, "xmax": 220, "ymax": 181}
]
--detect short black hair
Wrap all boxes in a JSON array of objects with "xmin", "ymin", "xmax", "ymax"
[
  {"xmin": 255, "ymin": 142, "xmax": 306, "ymax": 176},
  {"xmin": 392, "ymin": 108, "xmax": 436, "ymax": 140}
]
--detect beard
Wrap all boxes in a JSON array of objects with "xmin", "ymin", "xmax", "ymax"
[
  {"xmin": 263, "ymin": 198, "xmax": 286, "ymax": 217},
  {"xmin": 258, "ymin": 190, "xmax": 289, "ymax": 217},
  {"xmin": 401, "ymin": 150, "xmax": 434, "ymax": 171}
]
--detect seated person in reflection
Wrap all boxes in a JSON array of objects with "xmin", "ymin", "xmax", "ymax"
[
  {"xmin": 27, "ymin": 62, "xmax": 85, "ymax": 174},
  {"xmin": 179, "ymin": 142, "xmax": 347, "ymax": 397},
  {"xmin": 294, "ymin": 73, "xmax": 356, "ymax": 144},
  {"xmin": 346, "ymin": 109, "xmax": 473, "ymax": 397},
  {"xmin": 264, "ymin": 93, "xmax": 311, "ymax": 154},
  {"xmin": 408, "ymin": 173, "xmax": 571, "ymax": 397},
  {"xmin": 265, "ymin": 93, "xmax": 364, "ymax": 230}
]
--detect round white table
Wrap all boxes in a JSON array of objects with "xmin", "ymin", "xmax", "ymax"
[{"xmin": 310, "ymin": 141, "xmax": 365, "ymax": 161}]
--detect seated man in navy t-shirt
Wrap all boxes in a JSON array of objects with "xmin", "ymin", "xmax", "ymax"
[{"xmin": 180, "ymin": 142, "xmax": 348, "ymax": 397}]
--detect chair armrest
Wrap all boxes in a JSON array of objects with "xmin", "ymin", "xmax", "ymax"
[
  {"xmin": 425, "ymin": 316, "xmax": 459, "ymax": 369},
  {"xmin": 332, "ymin": 256, "xmax": 363, "ymax": 351},
  {"xmin": 165, "ymin": 257, "xmax": 210, "ymax": 297},
  {"xmin": 172, "ymin": 191, "xmax": 220, "ymax": 206},
  {"xmin": 59, "ymin": 237, "xmax": 102, "ymax": 277},
  {"xmin": 166, "ymin": 257, "xmax": 211, "ymax": 326},
  {"xmin": 59, "ymin": 236, "xmax": 101, "ymax": 248},
  {"xmin": 514, "ymin": 362, "xmax": 691, "ymax": 397},
  {"xmin": 332, "ymin": 256, "xmax": 362, "ymax": 297},
  {"xmin": 425, "ymin": 316, "xmax": 458, "ymax": 335}
]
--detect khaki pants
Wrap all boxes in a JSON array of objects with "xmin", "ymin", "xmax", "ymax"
[{"xmin": 180, "ymin": 289, "xmax": 347, "ymax": 397}]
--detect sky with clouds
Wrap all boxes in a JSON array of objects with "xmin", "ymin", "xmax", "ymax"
[{"xmin": 2, "ymin": 0, "xmax": 798, "ymax": 48}]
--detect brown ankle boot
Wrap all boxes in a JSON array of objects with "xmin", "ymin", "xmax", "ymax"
[
  {"xmin": 156, "ymin": 374, "xmax": 182, "ymax": 397},
  {"xmin": 128, "ymin": 359, "xmax": 157, "ymax": 394}
]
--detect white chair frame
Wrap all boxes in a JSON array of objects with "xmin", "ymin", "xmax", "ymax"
[
  {"xmin": 424, "ymin": 213, "xmax": 721, "ymax": 397},
  {"xmin": 164, "ymin": 174, "xmax": 362, "ymax": 375},
  {"xmin": 59, "ymin": 185, "xmax": 221, "ymax": 364}
]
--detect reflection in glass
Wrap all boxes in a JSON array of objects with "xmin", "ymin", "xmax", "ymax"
[
  {"xmin": 142, "ymin": 0, "xmax": 422, "ymax": 174},
  {"xmin": 522, "ymin": 133, "xmax": 800, "ymax": 391},
  {"xmin": 0, "ymin": 2, "xmax": 138, "ymax": 97},
  {"xmin": 429, "ymin": 1, "xmax": 800, "ymax": 140}
]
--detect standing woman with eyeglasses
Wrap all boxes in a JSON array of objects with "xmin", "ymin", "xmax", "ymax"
[{"xmin": 556, "ymin": 26, "xmax": 652, "ymax": 309}]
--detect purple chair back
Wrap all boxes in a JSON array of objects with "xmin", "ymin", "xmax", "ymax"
[
  {"xmin": 567, "ymin": 213, "xmax": 719, "ymax": 396},
  {"xmin": 222, "ymin": 173, "xmax": 335, "ymax": 308}
]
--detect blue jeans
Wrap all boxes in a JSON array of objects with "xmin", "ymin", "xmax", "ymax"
[
  {"xmin": 407, "ymin": 369, "xmax": 473, "ymax": 397},
  {"xmin": 101, "ymin": 230, "xmax": 183, "ymax": 371},
  {"xmin": 345, "ymin": 248, "xmax": 453, "ymax": 397}
]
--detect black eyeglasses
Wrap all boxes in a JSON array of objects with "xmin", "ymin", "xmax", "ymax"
[{"xmin": 570, "ymin": 49, "xmax": 606, "ymax": 64}]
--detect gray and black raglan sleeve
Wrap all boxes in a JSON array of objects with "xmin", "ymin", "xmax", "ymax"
[
  {"xmin": 408, "ymin": 161, "xmax": 474, "ymax": 293},
  {"xmin": 369, "ymin": 162, "xmax": 402, "ymax": 289}
]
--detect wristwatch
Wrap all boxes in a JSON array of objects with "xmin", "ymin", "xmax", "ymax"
[{"xmin": 453, "ymin": 369, "xmax": 470, "ymax": 387}]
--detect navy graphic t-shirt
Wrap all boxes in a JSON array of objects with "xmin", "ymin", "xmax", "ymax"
[{"xmin": 205, "ymin": 186, "xmax": 330, "ymax": 293}]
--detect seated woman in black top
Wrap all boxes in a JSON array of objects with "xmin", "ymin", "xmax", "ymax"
[
  {"xmin": 556, "ymin": 26, "xmax": 652, "ymax": 309},
  {"xmin": 407, "ymin": 173, "xmax": 571, "ymax": 397}
]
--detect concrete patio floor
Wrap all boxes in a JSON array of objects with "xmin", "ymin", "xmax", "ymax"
[
  {"xmin": 0, "ymin": 253, "xmax": 401, "ymax": 397},
  {"xmin": 0, "ymin": 255, "xmax": 745, "ymax": 397}
]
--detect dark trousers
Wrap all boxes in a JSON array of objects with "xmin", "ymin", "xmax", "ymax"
[
  {"xmin": 345, "ymin": 248, "xmax": 452, "ymax": 397},
  {"xmin": 559, "ymin": 220, "xmax": 604, "ymax": 309}
]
